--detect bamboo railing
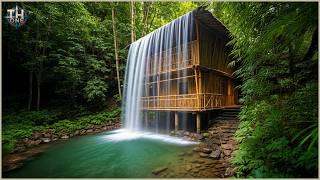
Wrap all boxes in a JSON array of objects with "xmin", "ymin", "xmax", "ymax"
[{"xmin": 140, "ymin": 93, "xmax": 230, "ymax": 111}]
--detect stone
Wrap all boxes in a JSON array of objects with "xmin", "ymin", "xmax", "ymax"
[
  {"xmin": 199, "ymin": 152, "xmax": 209, "ymax": 158},
  {"xmin": 152, "ymin": 166, "xmax": 168, "ymax": 175},
  {"xmin": 221, "ymin": 144, "xmax": 232, "ymax": 150},
  {"xmin": 201, "ymin": 148, "xmax": 212, "ymax": 154},
  {"xmin": 52, "ymin": 138, "xmax": 58, "ymax": 141},
  {"xmin": 13, "ymin": 146, "xmax": 26, "ymax": 153},
  {"xmin": 209, "ymin": 150, "xmax": 221, "ymax": 159},
  {"xmin": 195, "ymin": 134, "xmax": 204, "ymax": 140},
  {"xmin": 184, "ymin": 131, "xmax": 190, "ymax": 136},
  {"xmin": 202, "ymin": 133, "xmax": 210, "ymax": 138},
  {"xmin": 178, "ymin": 152, "xmax": 186, "ymax": 157},
  {"xmin": 185, "ymin": 164, "xmax": 192, "ymax": 171},
  {"xmin": 43, "ymin": 133, "xmax": 51, "ymax": 138},
  {"xmin": 40, "ymin": 138, "xmax": 51, "ymax": 143},
  {"xmin": 224, "ymin": 167, "xmax": 234, "ymax": 177},
  {"xmin": 193, "ymin": 147, "xmax": 201, "ymax": 152},
  {"xmin": 32, "ymin": 132, "xmax": 42, "ymax": 139},
  {"xmin": 74, "ymin": 130, "xmax": 80, "ymax": 136},
  {"xmin": 86, "ymin": 129, "xmax": 93, "ymax": 133},
  {"xmin": 195, "ymin": 164, "xmax": 201, "ymax": 168},
  {"xmin": 80, "ymin": 129, "xmax": 86, "ymax": 135},
  {"xmin": 61, "ymin": 135, "xmax": 69, "ymax": 139},
  {"xmin": 223, "ymin": 150, "xmax": 232, "ymax": 156}
]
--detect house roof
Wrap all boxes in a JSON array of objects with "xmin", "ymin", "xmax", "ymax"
[{"xmin": 193, "ymin": 7, "xmax": 230, "ymax": 39}]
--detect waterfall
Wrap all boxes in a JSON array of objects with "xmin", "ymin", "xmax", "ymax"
[{"xmin": 122, "ymin": 12, "xmax": 194, "ymax": 132}]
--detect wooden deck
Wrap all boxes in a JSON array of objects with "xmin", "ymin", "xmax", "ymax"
[{"xmin": 141, "ymin": 93, "xmax": 235, "ymax": 112}]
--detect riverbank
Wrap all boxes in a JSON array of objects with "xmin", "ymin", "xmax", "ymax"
[
  {"xmin": 3, "ymin": 121, "xmax": 121, "ymax": 172},
  {"xmin": 155, "ymin": 119, "xmax": 239, "ymax": 178}
]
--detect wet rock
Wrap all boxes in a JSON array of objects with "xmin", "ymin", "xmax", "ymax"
[
  {"xmin": 184, "ymin": 131, "xmax": 190, "ymax": 136},
  {"xmin": 152, "ymin": 166, "xmax": 168, "ymax": 175},
  {"xmin": 223, "ymin": 150, "xmax": 232, "ymax": 156},
  {"xmin": 201, "ymin": 148, "xmax": 212, "ymax": 154},
  {"xmin": 102, "ymin": 126, "xmax": 107, "ymax": 131},
  {"xmin": 86, "ymin": 129, "xmax": 93, "ymax": 133},
  {"xmin": 199, "ymin": 152, "xmax": 209, "ymax": 158},
  {"xmin": 32, "ymin": 132, "xmax": 42, "ymax": 139},
  {"xmin": 61, "ymin": 135, "xmax": 69, "ymax": 139},
  {"xmin": 40, "ymin": 138, "xmax": 51, "ymax": 143},
  {"xmin": 209, "ymin": 150, "xmax": 221, "ymax": 159},
  {"xmin": 52, "ymin": 138, "xmax": 59, "ymax": 141},
  {"xmin": 178, "ymin": 152, "xmax": 186, "ymax": 157}
]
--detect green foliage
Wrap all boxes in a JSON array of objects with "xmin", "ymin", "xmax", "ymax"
[
  {"xmin": 2, "ymin": 107, "xmax": 121, "ymax": 154},
  {"xmin": 211, "ymin": 2, "xmax": 318, "ymax": 178}
]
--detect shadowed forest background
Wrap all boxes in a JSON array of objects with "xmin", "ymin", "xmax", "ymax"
[{"xmin": 2, "ymin": 1, "xmax": 318, "ymax": 178}]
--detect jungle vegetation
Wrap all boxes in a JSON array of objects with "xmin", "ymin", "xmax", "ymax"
[{"xmin": 2, "ymin": 1, "xmax": 318, "ymax": 178}]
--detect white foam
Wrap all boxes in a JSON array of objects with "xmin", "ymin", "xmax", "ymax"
[{"xmin": 101, "ymin": 129, "xmax": 198, "ymax": 145}]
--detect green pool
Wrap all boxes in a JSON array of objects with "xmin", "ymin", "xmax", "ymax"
[{"xmin": 5, "ymin": 129, "xmax": 196, "ymax": 178}]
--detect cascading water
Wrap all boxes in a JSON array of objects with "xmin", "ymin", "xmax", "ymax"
[{"xmin": 122, "ymin": 12, "xmax": 194, "ymax": 133}]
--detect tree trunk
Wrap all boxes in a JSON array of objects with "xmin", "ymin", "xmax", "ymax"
[
  {"xmin": 27, "ymin": 67, "xmax": 33, "ymax": 111},
  {"xmin": 112, "ymin": 6, "xmax": 122, "ymax": 99},
  {"xmin": 131, "ymin": 1, "xmax": 136, "ymax": 43},
  {"xmin": 142, "ymin": 2, "xmax": 151, "ymax": 36}
]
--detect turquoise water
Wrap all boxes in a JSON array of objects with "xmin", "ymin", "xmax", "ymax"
[{"xmin": 5, "ymin": 129, "xmax": 195, "ymax": 178}]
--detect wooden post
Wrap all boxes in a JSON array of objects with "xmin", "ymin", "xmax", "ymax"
[
  {"xmin": 175, "ymin": 112, "xmax": 179, "ymax": 131},
  {"xmin": 196, "ymin": 113, "xmax": 201, "ymax": 134},
  {"xmin": 144, "ymin": 112, "xmax": 148, "ymax": 129}
]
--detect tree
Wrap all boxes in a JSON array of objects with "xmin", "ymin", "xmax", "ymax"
[
  {"xmin": 112, "ymin": 4, "xmax": 122, "ymax": 99},
  {"xmin": 211, "ymin": 2, "xmax": 318, "ymax": 177}
]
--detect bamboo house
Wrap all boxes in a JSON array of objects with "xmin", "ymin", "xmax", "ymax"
[{"xmin": 124, "ymin": 7, "xmax": 238, "ymax": 133}]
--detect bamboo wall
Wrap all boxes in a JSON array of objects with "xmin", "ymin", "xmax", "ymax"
[
  {"xmin": 141, "ymin": 19, "xmax": 238, "ymax": 111},
  {"xmin": 198, "ymin": 22, "xmax": 233, "ymax": 75}
]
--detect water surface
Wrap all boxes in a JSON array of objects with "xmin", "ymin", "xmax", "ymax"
[{"xmin": 5, "ymin": 129, "xmax": 196, "ymax": 178}]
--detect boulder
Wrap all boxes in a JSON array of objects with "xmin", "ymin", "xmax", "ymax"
[
  {"xmin": 43, "ymin": 133, "xmax": 52, "ymax": 138},
  {"xmin": 86, "ymin": 129, "xmax": 93, "ymax": 133},
  {"xmin": 185, "ymin": 164, "xmax": 192, "ymax": 171},
  {"xmin": 221, "ymin": 144, "xmax": 232, "ymax": 150},
  {"xmin": 223, "ymin": 150, "xmax": 232, "ymax": 156},
  {"xmin": 80, "ymin": 129, "xmax": 86, "ymax": 135},
  {"xmin": 26, "ymin": 140, "xmax": 42, "ymax": 147},
  {"xmin": 199, "ymin": 152, "xmax": 209, "ymax": 158},
  {"xmin": 152, "ymin": 166, "xmax": 168, "ymax": 175},
  {"xmin": 40, "ymin": 138, "xmax": 51, "ymax": 143},
  {"xmin": 201, "ymin": 148, "xmax": 212, "ymax": 154},
  {"xmin": 224, "ymin": 167, "xmax": 234, "ymax": 177},
  {"xmin": 202, "ymin": 133, "xmax": 210, "ymax": 138},
  {"xmin": 32, "ymin": 132, "xmax": 42, "ymax": 139},
  {"xmin": 61, "ymin": 135, "xmax": 69, "ymax": 139},
  {"xmin": 184, "ymin": 131, "xmax": 190, "ymax": 136},
  {"xmin": 209, "ymin": 150, "xmax": 221, "ymax": 159},
  {"xmin": 13, "ymin": 146, "xmax": 26, "ymax": 153},
  {"xmin": 193, "ymin": 147, "xmax": 201, "ymax": 152},
  {"xmin": 74, "ymin": 130, "xmax": 80, "ymax": 136}
]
